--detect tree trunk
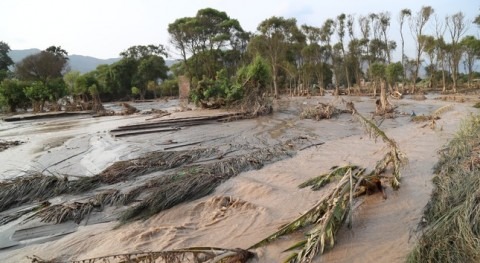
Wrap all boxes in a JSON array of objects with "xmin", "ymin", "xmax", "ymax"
[{"xmin": 272, "ymin": 65, "xmax": 278, "ymax": 98}]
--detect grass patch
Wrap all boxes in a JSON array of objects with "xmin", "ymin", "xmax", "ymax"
[{"xmin": 407, "ymin": 114, "xmax": 480, "ymax": 262}]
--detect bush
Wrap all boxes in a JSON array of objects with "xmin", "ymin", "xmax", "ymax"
[{"xmin": 0, "ymin": 79, "xmax": 29, "ymax": 112}]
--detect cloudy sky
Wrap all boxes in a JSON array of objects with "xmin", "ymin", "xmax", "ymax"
[{"xmin": 1, "ymin": 0, "xmax": 478, "ymax": 60}]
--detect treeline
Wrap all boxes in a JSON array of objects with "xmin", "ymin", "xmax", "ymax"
[{"xmin": 1, "ymin": 6, "xmax": 479, "ymax": 112}]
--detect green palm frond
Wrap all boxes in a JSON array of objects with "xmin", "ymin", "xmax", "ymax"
[{"xmin": 298, "ymin": 165, "xmax": 359, "ymax": 190}]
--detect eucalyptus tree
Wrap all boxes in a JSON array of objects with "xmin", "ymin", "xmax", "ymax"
[
  {"xmin": 420, "ymin": 35, "xmax": 437, "ymax": 88},
  {"xmin": 320, "ymin": 18, "xmax": 336, "ymax": 87},
  {"xmin": 378, "ymin": 12, "xmax": 394, "ymax": 63},
  {"xmin": 168, "ymin": 8, "xmax": 247, "ymax": 82},
  {"xmin": 398, "ymin": 9, "xmax": 411, "ymax": 83},
  {"xmin": 433, "ymin": 15, "xmax": 448, "ymax": 92},
  {"xmin": 460, "ymin": 36, "xmax": 480, "ymax": 87},
  {"xmin": 347, "ymin": 14, "xmax": 363, "ymax": 88},
  {"xmin": 336, "ymin": 13, "xmax": 351, "ymax": 91},
  {"xmin": 0, "ymin": 41, "xmax": 13, "ymax": 81},
  {"xmin": 358, "ymin": 15, "xmax": 371, "ymax": 68},
  {"xmin": 446, "ymin": 12, "xmax": 469, "ymax": 92},
  {"xmin": 255, "ymin": 16, "xmax": 305, "ymax": 97},
  {"xmin": 409, "ymin": 6, "xmax": 434, "ymax": 92},
  {"xmin": 300, "ymin": 25, "xmax": 322, "ymax": 91}
]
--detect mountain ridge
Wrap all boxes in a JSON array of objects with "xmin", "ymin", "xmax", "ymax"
[{"xmin": 8, "ymin": 49, "xmax": 177, "ymax": 74}]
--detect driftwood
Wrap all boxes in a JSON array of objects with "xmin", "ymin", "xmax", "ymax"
[{"xmin": 110, "ymin": 112, "xmax": 244, "ymax": 137}]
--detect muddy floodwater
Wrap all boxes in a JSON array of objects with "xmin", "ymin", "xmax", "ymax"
[{"xmin": 0, "ymin": 95, "xmax": 477, "ymax": 262}]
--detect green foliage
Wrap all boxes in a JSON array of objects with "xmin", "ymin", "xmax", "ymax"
[
  {"xmin": 159, "ymin": 78, "xmax": 179, "ymax": 97},
  {"xmin": 15, "ymin": 47, "xmax": 69, "ymax": 83},
  {"xmin": 168, "ymin": 8, "xmax": 247, "ymax": 81},
  {"xmin": 369, "ymin": 62, "xmax": 386, "ymax": 81},
  {"xmin": 0, "ymin": 41, "xmax": 13, "ymax": 81},
  {"xmin": 131, "ymin": 86, "xmax": 140, "ymax": 95},
  {"xmin": 245, "ymin": 55, "xmax": 271, "ymax": 88},
  {"xmin": 385, "ymin": 62, "xmax": 404, "ymax": 85},
  {"xmin": 0, "ymin": 79, "xmax": 29, "ymax": 112}
]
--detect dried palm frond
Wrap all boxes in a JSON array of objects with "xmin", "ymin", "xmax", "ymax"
[
  {"xmin": 29, "ymin": 247, "xmax": 254, "ymax": 263},
  {"xmin": 0, "ymin": 174, "xmax": 68, "ymax": 212},
  {"xmin": 30, "ymin": 189, "xmax": 140, "ymax": 224},
  {"xmin": 33, "ymin": 201, "xmax": 97, "ymax": 224},
  {"xmin": 410, "ymin": 104, "xmax": 453, "ymax": 129},
  {"xmin": 432, "ymin": 104, "xmax": 454, "ymax": 117},
  {"xmin": 100, "ymin": 148, "xmax": 219, "ymax": 184},
  {"xmin": 0, "ymin": 173, "xmax": 103, "ymax": 214},
  {"xmin": 121, "ymin": 138, "xmax": 309, "ymax": 222},
  {"xmin": 353, "ymin": 109, "xmax": 407, "ymax": 189},
  {"xmin": 300, "ymin": 104, "xmax": 339, "ymax": 120}
]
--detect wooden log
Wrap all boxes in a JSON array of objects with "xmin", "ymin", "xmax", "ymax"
[{"xmin": 111, "ymin": 127, "xmax": 181, "ymax": 137}]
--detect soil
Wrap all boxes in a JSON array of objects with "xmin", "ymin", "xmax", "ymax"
[{"xmin": 0, "ymin": 94, "xmax": 478, "ymax": 263}]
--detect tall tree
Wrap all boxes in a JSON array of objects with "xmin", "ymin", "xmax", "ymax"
[
  {"xmin": 320, "ymin": 19, "xmax": 336, "ymax": 87},
  {"xmin": 347, "ymin": 14, "xmax": 363, "ymax": 89},
  {"xmin": 0, "ymin": 41, "xmax": 14, "ymax": 81},
  {"xmin": 119, "ymin": 45, "xmax": 169, "ymax": 100},
  {"xmin": 446, "ymin": 12, "xmax": 468, "ymax": 92},
  {"xmin": 378, "ymin": 12, "xmax": 393, "ymax": 64},
  {"xmin": 409, "ymin": 6, "xmax": 434, "ymax": 93},
  {"xmin": 461, "ymin": 35, "xmax": 480, "ymax": 87},
  {"xmin": 256, "ymin": 16, "xmax": 304, "ymax": 98},
  {"xmin": 420, "ymin": 35, "xmax": 437, "ymax": 88},
  {"xmin": 398, "ymin": 9, "xmax": 411, "ymax": 85},
  {"xmin": 433, "ymin": 15, "xmax": 448, "ymax": 92},
  {"xmin": 336, "ymin": 13, "xmax": 351, "ymax": 91},
  {"xmin": 168, "ymin": 8, "xmax": 246, "ymax": 82},
  {"xmin": 15, "ymin": 46, "xmax": 69, "ymax": 84}
]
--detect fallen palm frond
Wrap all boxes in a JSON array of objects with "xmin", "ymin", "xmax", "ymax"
[
  {"xmin": 408, "ymin": 114, "xmax": 480, "ymax": 263},
  {"xmin": 252, "ymin": 104, "xmax": 407, "ymax": 262},
  {"xmin": 0, "ymin": 173, "xmax": 102, "ymax": 214},
  {"xmin": 31, "ymin": 189, "xmax": 140, "ymax": 224},
  {"xmin": 29, "ymin": 247, "xmax": 254, "ymax": 263},
  {"xmin": 33, "ymin": 201, "xmax": 98, "ymax": 224},
  {"xmin": 99, "ymin": 148, "xmax": 219, "ymax": 184},
  {"xmin": 251, "ymin": 168, "xmax": 362, "ymax": 251},
  {"xmin": 298, "ymin": 165, "xmax": 359, "ymax": 190},
  {"xmin": 411, "ymin": 104, "xmax": 453, "ymax": 129},
  {"xmin": 354, "ymin": 110, "xmax": 407, "ymax": 189},
  {"xmin": 285, "ymin": 172, "xmax": 352, "ymax": 263},
  {"xmin": 300, "ymin": 103, "xmax": 339, "ymax": 120},
  {"xmin": 0, "ymin": 174, "xmax": 68, "ymax": 213},
  {"xmin": 121, "ymin": 138, "xmax": 309, "ymax": 222}
]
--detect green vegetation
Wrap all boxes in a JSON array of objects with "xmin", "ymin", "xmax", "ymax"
[{"xmin": 1, "ymin": 7, "xmax": 479, "ymax": 113}]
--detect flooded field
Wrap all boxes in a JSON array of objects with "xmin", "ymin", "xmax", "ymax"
[{"xmin": 0, "ymin": 95, "xmax": 477, "ymax": 262}]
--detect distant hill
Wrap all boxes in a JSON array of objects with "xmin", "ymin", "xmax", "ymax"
[{"xmin": 8, "ymin": 49, "xmax": 178, "ymax": 74}]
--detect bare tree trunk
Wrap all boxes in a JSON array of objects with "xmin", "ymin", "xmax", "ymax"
[{"xmin": 272, "ymin": 66, "xmax": 278, "ymax": 98}]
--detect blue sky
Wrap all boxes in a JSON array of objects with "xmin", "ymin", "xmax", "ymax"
[{"xmin": 1, "ymin": 0, "xmax": 478, "ymax": 60}]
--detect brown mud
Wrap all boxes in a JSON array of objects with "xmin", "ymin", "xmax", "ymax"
[{"xmin": 0, "ymin": 95, "xmax": 477, "ymax": 262}]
